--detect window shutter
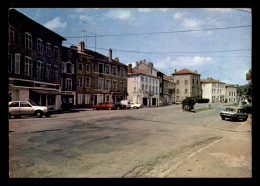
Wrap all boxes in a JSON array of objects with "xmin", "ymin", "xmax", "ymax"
[{"xmin": 71, "ymin": 64, "xmax": 74, "ymax": 74}]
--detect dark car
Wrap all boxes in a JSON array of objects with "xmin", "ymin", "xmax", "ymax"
[{"xmin": 93, "ymin": 102, "xmax": 115, "ymax": 110}]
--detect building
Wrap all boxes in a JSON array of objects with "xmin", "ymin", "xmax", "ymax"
[
  {"xmin": 60, "ymin": 46, "xmax": 78, "ymax": 109},
  {"xmin": 127, "ymin": 64, "xmax": 160, "ymax": 106},
  {"xmin": 75, "ymin": 41, "xmax": 128, "ymax": 106},
  {"xmin": 8, "ymin": 9, "xmax": 66, "ymax": 111},
  {"xmin": 135, "ymin": 59, "xmax": 165, "ymax": 105},
  {"xmin": 172, "ymin": 68, "xmax": 201, "ymax": 102},
  {"xmin": 163, "ymin": 76, "xmax": 176, "ymax": 104},
  {"xmin": 200, "ymin": 78, "xmax": 226, "ymax": 103},
  {"xmin": 225, "ymin": 84, "xmax": 237, "ymax": 104}
]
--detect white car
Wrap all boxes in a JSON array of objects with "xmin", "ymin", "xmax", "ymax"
[
  {"xmin": 8, "ymin": 101, "xmax": 53, "ymax": 118},
  {"xmin": 130, "ymin": 102, "xmax": 142, "ymax": 109}
]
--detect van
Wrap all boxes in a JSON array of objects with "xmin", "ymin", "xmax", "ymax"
[{"xmin": 120, "ymin": 100, "xmax": 131, "ymax": 109}]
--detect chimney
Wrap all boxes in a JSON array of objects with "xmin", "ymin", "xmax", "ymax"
[
  {"xmin": 115, "ymin": 57, "xmax": 119, "ymax": 62},
  {"xmin": 194, "ymin": 70, "xmax": 197, "ymax": 73},
  {"xmin": 78, "ymin": 41, "xmax": 85, "ymax": 52},
  {"xmin": 128, "ymin": 63, "xmax": 133, "ymax": 73},
  {"xmin": 136, "ymin": 61, "xmax": 139, "ymax": 68},
  {"xmin": 143, "ymin": 59, "xmax": 146, "ymax": 64},
  {"xmin": 109, "ymin": 48, "xmax": 112, "ymax": 62},
  {"xmin": 175, "ymin": 69, "xmax": 177, "ymax": 72}
]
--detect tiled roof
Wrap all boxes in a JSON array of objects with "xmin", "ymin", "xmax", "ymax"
[
  {"xmin": 172, "ymin": 68, "xmax": 199, "ymax": 75},
  {"xmin": 163, "ymin": 76, "xmax": 174, "ymax": 80},
  {"xmin": 128, "ymin": 68, "xmax": 158, "ymax": 78},
  {"xmin": 200, "ymin": 78, "xmax": 225, "ymax": 84}
]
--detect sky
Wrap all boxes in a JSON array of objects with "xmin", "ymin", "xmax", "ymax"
[{"xmin": 16, "ymin": 8, "xmax": 252, "ymax": 85}]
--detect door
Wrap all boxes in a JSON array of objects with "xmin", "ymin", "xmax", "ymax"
[
  {"xmin": 143, "ymin": 98, "xmax": 147, "ymax": 106},
  {"xmin": 94, "ymin": 95, "xmax": 97, "ymax": 105},
  {"xmin": 20, "ymin": 102, "xmax": 34, "ymax": 115},
  {"xmin": 9, "ymin": 101, "xmax": 20, "ymax": 115}
]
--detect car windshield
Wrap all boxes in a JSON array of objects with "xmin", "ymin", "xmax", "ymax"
[{"xmin": 29, "ymin": 100, "xmax": 38, "ymax": 106}]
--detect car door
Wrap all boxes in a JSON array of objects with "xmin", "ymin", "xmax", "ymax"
[
  {"xmin": 9, "ymin": 102, "xmax": 20, "ymax": 115},
  {"xmin": 20, "ymin": 102, "xmax": 34, "ymax": 115}
]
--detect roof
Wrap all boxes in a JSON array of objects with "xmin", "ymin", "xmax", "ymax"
[
  {"xmin": 200, "ymin": 78, "xmax": 225, "ymax": 84},
  {"xmin": 172, "ymin": 68, "xmax": 199, "ymax": 75},
  {"xmin": 163, "ymin": 76, "xmax": 174, "ymax": 81},
  {"xmin": 128, "ymin": 68, "xmax": 158, "ymax": 78}
]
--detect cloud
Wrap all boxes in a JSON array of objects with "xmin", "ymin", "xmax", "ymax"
[
  {"xmin": 44, "ymin": 17, "xmax": 67, "ymax": 30},
  {"xmin": 79, "ymin": 15, "xmax": 93, "ymax": 22},
  {"xmin": 138, "ymin": 8, "xmax": 153, "ymax": 12},
  {"xmin": 182, "ymin": 18, "xmax": 204, "ymax": 30},
  {"xmin": 174, "ymin": 12, "xmax": 186, "ymax": 19},
  {"xmin": 104, "ymin": 9, "xmax": 131, "ymax": 20}
]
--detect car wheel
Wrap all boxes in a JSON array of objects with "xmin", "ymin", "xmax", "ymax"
[
  {"xmin": 109, "ymin": 108, "xmax": 112, "ymax": 110},
  {"xmin": 243, "ymin": 117, "xmax": 248, "ymax": 121},
  {"xmin": 35, "ymin": 111, "xmax": 43, "ymax": 118},
  {"xmin": 221, "ymin": 116, "xmax": 225, "ymax": 120}
]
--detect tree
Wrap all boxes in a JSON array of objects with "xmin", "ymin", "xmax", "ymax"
[{"xmin": 182, "ymin": 97, "xmax": 196, "ymax": 111}]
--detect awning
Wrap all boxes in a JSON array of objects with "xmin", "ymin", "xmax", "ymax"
[{"xmin": 32, "ymin": 89, "xmax": 63, "ymax": 95}]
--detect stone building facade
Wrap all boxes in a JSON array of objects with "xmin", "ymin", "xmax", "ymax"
[
  {"xmin": 8, "ymin": 9, "xmax": 66, "ymax": 111},
  {"xmin": 172, "ymin": 68, "xmax": 201, "ymax": 102}
]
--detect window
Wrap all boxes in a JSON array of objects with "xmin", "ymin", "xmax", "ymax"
[
  {"xmin": 67, "ymin": 50, "xmax": 72, "ymax": 58},
  {"xmin": 105, "ymin": 64, "xmax": 110, "ymax": 74},
  {"xmin": 24, "ymin": 56, "xmax": 32, "ymax": 76},
  {"xmin": 45, "ymin": 63, "xmax": 51, "ymax": 80},
  {"xmin": 9, "ymin": 102, "xmax": 19, "ymax": 107},
  {"xmin": 185, "ymin": 89, "xmax": 188, "ymax": 94},
  {"xmin": 98, "ymin": 78, "xmax": 104, "ymax": 89},
  {"xmin": 86, "ymin": 64, "xmax": 90, "ymax": 73},
  {"xmin": 66, "ymin": 63, "xmax": 72, "ymax": 74},
  {"xmin": 78, "ymin": 63, "xmax": 83, "ymax": 71},
  {"xmin": 120, "ymin": 82, "xmax": 124, "ymax": 91},
  {"xmin": 54, "ymin": 65, "xmax": 58, "ymax": 81},
  {"xmin": 149, "ymin": 78, "xmax": 151, "ymax": 83},
  {"xmin": 149, "ymin": 85, "xmax": 151, "ymax": 92},
  {"xmin": 177, "ymin": 80, "xmax": 179, "ymax": 85},
  {"xmin": 98, "ymin": 63, "xmax": 104, "ymax": 73},
  {"xmin": 86, "ymin": 77, "xmax": 91, "ymax": 88},
  {"xmin": 54, "ymin": 46, "xmax": 59, "ymax": 59},
  {"xmin": 146, "ymin": 77, "xmax": 148, "ymax": 83},
  {"xmin": 112, "ymin": 80, "xmax": 117, "ymax": 91},
  {"xmin": 77, "ymin": 76, "xmax": 84, "ymax": 88},
  {"xmin": 37, "ymin": 38, "xmax": 43, "ymax": 54},
  {"xmin": 185, "ymin": 80, "xmax": 188, "ymax": 85},
  {"xmin": 156, "ymin": 87, "xmax": 158, "ymax": 95},
  {"xmin": 8, "ymin": 25, "xmax": 14, "ymax": 44},
  {"xmin": 37, "ymin": 60, "xmax": 44, "ymax": 78},
  {"xmin": 145, "ymin": 84, "xmax": 148, "ymax": 90},
  {"xmin": 177, "ymin": 89, "xmax": 179, "ymax": 93},
  {"xmin": 25, "ymin": 32, "xmax": 32, "ymax": 49},
  {"xmin": 62, "ymin": 62, "xmax": 66, "ymax": 73},
  {"xmin": 112, "ymin": 66, "xmax": 117, "ymax": 75},
  {"xmin": 152, "ymin": 86, "xmax": 154, "ymax": 93},
  {"xmin": 15, "ymin": 53, "xmax": 20, "ymax": 74},
  {"xmin": 141, "ymin": 76, "xmax": 144, "ymax": 82},
  {"xmin": 120, "ymin": 68, "xmax": 124, "ymax": 77},
  {"xmin": 65, "ymin": 78, "xmax": 72, "ymax": 91},
  {"xmin": 105, "ymin": 79, "xmax": 111, "ymax": 90},
  {"xmin": 142, "ymin": 84, "xmax": 144, "ymax": 92},
  {"xmin": 46, "ymin": 42, "xmax": 51, "ymax": 56}
]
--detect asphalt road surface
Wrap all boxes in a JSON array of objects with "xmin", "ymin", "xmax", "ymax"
[{"xmin": 9, "ymin": 103, "xmax": 252, "ymax": 178}]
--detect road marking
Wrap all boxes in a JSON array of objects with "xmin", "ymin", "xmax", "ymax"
[{"xmin": 162, "ymin": 137, "xmax": 225, "ymax": 177}]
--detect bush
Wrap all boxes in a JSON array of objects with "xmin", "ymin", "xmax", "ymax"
[
  {"xmin": 242, "ymin": 104, "xmax": 252, "ymax": 114},
  {"xmin": 182, "ymin": 97, "xmax": 196, "ymax": 111},
  {"xmin": 197, "ymin": 98, "xmax": 209, "ymax": 103}
]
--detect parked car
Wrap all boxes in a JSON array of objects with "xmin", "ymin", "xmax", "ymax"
[
  {"xmin": 93, "ymin": 102, "xmax": 115, "ymax": 110},
  {"xmin": 130, "ymin": 102, "xmax": 142, "ymax": 109},
  {"xmin": 8, "ymin": 101, "xmax": 53, "ymax": 118},
  {"xmin": 114, "ymin": 100, "xmax": 131, "ymax": 109},
  {"xmin": 220, "ymin": 106, "xmax": 248, "ymax": 121}
]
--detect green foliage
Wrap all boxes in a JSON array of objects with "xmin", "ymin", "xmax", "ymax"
[{"xmin": 182, "ymin": 97, "xmax": 196, "ymax": 111}]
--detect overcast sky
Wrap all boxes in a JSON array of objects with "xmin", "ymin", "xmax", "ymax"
[{"xmin": 16, "ymin": 8, "xmax": 252, "ymax": 85}]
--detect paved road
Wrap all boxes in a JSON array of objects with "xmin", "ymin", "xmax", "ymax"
[{"xmin": 9, "ymin": 103, "xmax": 252, "ymax": 178}]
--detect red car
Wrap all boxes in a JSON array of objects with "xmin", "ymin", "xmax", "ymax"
[{"xmin": 93, "ymin": 102, "xmax": 115, "ymax": 110}]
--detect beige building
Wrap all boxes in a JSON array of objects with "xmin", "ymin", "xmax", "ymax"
[
  {"xmin": 201, "ymin": 78, "xmax": 226, "ymax": 103},
  {"xmin": 172, "ymin": 68, "xmax": 201, "ymax": 102},
  {"xmin": 163, "ymin": 76, "xmax": 176, "ymax": 104},
  {"xmin": 127, "ymin": 64, "xmax": 160, "ymax": 106},
  {"xmin": 225, "ymin": 84, "xmax": 237, "ymax": 104}
]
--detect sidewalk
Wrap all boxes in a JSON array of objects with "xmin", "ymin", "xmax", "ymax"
[{"xmin": 165, "ymin": 118, "xmax": 252, "ymax": 178}]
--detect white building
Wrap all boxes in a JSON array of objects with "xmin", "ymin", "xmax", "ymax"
[
  {"xmin": 127, "ymin": 64, "xmax": 160, "ymax": 106},
  {"xmin": 225, "ymin": 84, "xmax": 237, "ymax": 104},
  {"xmin": 201, "ymin": 78, "xmax": 226, "ymax": 103}
]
